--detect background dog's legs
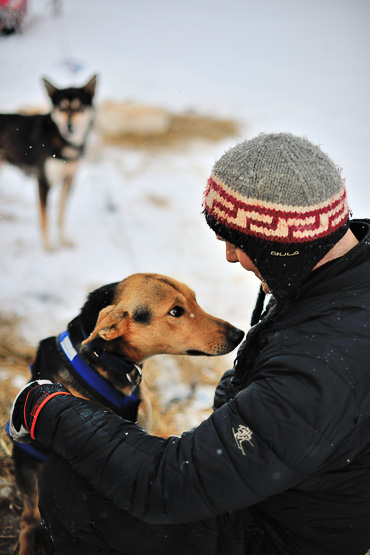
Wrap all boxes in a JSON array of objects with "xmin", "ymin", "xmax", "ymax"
[
  {"xmin": 38, "ymin": 176, "xmax": 51, "ymax": 250},
  {"xmin": 58, "ymin": 175, "xmax": 74, "ymax": 247}
]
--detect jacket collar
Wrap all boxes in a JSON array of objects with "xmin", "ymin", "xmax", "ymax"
[
  {"xmin": 264, "ymin": 220, "xmax": 370, "ymax": 332},
  {"xmin": 300, "ymin": 219, "xmax": 370, "ymax": 298}
]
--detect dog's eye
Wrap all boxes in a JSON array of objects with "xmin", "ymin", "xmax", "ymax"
[{"xmin": 168, "ymin": 306, "xmax": 184, "ymax": 318}]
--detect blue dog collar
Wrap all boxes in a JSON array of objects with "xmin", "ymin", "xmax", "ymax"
[
  {"xmin": 58, "ymin": 330, "xmax": 140, "ymax": 416},
  {"xmin": 6, "ymin": 330, "xmax": 142, "ymax": 463}
]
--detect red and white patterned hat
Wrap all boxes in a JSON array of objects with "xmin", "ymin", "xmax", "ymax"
[{"xmin": 203, "ymin": 133, "xmax": 349, "ymax": 298}]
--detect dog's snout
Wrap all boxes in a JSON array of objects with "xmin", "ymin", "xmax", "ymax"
[{"xmin": 228, "ymin": 327, "xmax": 244, "ymax": 346}]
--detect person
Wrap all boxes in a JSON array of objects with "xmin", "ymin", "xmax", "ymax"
[{"xmin": 9, "ymin": 133, "xmax": 370, "ymax": 555}]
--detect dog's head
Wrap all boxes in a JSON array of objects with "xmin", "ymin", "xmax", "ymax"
[
  {"xmin": 82, "ymin": 273, "xmax": 244, "ymax": 363},
  {"xmin": 43, "ymin": 74, "xmax": 97, "ymax": 143}
]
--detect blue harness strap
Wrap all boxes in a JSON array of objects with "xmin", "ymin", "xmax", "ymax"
[
  {"xmin": 6, "ymin": 330, "xmax": 141, "ymax": 463},
  {"xmin": 57, "ymin": 330, "xmax": 140, "ymax": 416},
  {"xmin": 6, "ymin": 421, "xmax": 48, "ymax": 462}
]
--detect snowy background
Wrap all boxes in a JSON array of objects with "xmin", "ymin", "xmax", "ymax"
[{"xmin": 0, "ymin": 0, "xmax": 369, "ymax": 386}]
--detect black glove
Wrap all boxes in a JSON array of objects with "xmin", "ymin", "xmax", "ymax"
[{"xmin": 9, "ymin": 380, "xmax": 71, "ymax": 443}]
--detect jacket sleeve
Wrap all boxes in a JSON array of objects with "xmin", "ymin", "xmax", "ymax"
[
  {"xmin": 212, "ymin": 368, "xmax": 236, "ymax": 410},
  {"xmin": 34, "ymin": 353, "xmax": 361, "ymax": 525}
]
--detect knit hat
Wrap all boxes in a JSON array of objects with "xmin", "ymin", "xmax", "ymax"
[{"xmin": 203, "ymin": 133, "xmax": 350, "ymax": 300}]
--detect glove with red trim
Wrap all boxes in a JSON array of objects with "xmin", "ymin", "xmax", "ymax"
[{"xmin": 9, "ymin": 380, "xmax": 72, "ymax": 443}]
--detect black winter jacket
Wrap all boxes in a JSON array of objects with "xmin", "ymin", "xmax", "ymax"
[{"xmin": 34, "ymin": 220, "xmax": 370, "ymax": 555}]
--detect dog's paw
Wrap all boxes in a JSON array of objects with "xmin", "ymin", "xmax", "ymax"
[
  {"xmin": 61, "ymin": 236, "xmax": 75, "ymax": 248},
  {"xmin": 42, "ymin": 239, "xmax": 55, "ymax": 252}
]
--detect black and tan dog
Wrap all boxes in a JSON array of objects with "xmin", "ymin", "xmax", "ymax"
[
  {"xmin": 0, "ymin": 74, "xmax": 97, "ymax": 250},
  {"xmin": 11, "ymin": 273, "xmax": 244, "ymax": 555}
]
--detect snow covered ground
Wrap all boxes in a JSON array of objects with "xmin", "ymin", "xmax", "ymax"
[{"xmin": 0, "ymin": 0, "xmax": 369, "ymax": 386}]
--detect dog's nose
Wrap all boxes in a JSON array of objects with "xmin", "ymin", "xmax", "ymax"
[{"xmin": 228, "ymin": 327, "xmax": 244, "ymax": 346}]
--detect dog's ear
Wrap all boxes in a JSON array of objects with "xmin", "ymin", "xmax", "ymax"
[
  {"xmin": 83, "ymin": 74, "xmax": 97, "ymax": 97},
  {"xmin": 82, "ymin": 303, "xmax": 129, "ymax": 344},
  {"xmin": 43, "ymin": 78, "xmax": 58, "ymax": 98}
]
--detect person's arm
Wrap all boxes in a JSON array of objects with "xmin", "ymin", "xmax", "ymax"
[
  {"xmin": 27, "ymin": 353, "xmax": 358, "ymax": 524},
  {"xmin": 32, "ymin": 392, "xmax": 304, "ymax": 524},
  {"xmin": 11, "ymin": 354, "xmax": 357, "ymax": 525}
]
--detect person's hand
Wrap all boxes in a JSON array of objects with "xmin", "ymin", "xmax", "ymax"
[{"xmin": 9, "ymin": 380, "xmax": 72, "ymax": 443}]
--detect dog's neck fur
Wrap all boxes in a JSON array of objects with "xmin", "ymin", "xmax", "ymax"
[
  {"xmin": 46, "ymin": 115, "xmax": 87, "ymax": 160},
  {"xmin": 50, "ymin": 111, "xmax": 93, "ymax": 151}
]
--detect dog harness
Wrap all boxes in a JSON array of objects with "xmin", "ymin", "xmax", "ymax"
[
  {"xmin": 7, "ymin": 330, "xmax": 143, "ymax": 461},
  {"xmin": 6, "ymin": 420, "xmax": 49, "ymax": 462},
  {"xmin": 57, "ymin": 330, "xmax": 142, "ymax": 415}
]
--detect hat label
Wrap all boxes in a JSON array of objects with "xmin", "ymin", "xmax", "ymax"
[{"xmin": 270, "ymin": 250, "xmax": 299, "ymax": 256}]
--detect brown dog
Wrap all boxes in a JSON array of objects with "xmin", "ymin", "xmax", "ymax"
[{"xmin": 11, "ymin": 273, "xmax": 244, "ymax": 555}]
